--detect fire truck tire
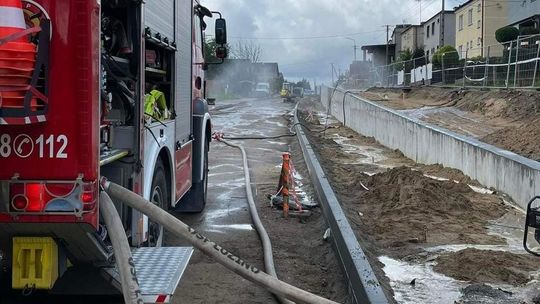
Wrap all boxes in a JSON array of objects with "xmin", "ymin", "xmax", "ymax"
[{"xmin": 148, "ymin": 160, "xmax": 168, "ymax": 247}]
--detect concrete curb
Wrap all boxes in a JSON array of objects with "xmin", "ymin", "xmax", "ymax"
[{"xmin": 293, "ymin": 110, "xmax": 389, "ymax": 304}]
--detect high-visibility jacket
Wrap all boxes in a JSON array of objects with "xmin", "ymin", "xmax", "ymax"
[{"xmin": 144, "ymin": 89, "xmax": 170, "ymax": 120}]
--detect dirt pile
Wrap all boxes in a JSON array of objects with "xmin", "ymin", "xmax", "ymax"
[
  {"xmin": 352, "ymin": 168, "xmax": 506, "ymax": 257},
  {"xmin": 362, "ymin": 87, "xmax": 540, "ymax": 122},
  {"xmin": 361, "ymin": 86, "xmax": 540, "ymax": 164},
  {"xmin": 435, "ymin": 249, "xmax": 538, "ymax": 286},
  {"xmin": 482, "ymin": 117, "xmax": 540, "ymax": 161}
]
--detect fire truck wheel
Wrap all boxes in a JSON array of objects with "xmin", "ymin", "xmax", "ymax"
[{"xmin": 148, "ymin": 160, "xmax": 168, "ymax": 247}]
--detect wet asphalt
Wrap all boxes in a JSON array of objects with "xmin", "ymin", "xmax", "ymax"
[{"xmin": 170, "ymin": 97, "xmax": 296, "ymax": 303}]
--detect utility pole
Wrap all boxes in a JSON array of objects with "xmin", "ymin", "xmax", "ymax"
[
  {"xmin": 331, "ymin": 63, "xmax": 335, "ymax": 85},
  {"xmin": 345, "ymin": 37, "xmax": 358, "ymax": 61},
  {"xmin": 440, "ymin": 0, "xmax": 445, "ymax": 47},
  {"xmin": 385, "ymin": 25, "xmax": 390, "ymax": 66},
  {"xmin": 416, "ymin": 0, "xmax": 422, "ymax": 24}
]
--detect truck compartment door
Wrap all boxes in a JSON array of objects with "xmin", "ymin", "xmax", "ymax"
[{"xmin": 144, "ymin": 0, "xmax": 175, "ymax": 43}]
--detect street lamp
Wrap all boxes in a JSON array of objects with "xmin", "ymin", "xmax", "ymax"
[{"xmin": 344, "ymin": 37, "xmax": 358, "ymax": 62}]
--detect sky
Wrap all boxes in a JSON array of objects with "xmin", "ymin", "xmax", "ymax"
[{"xmin": 202, "ymin": 0, "xmax": 468, "ymax": 84}]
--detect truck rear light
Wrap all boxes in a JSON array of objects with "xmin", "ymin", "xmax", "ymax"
[
  {"xmin": 8, "ymin": 180, "xmax": 97, "ymax": 214},
  {"xmin": 25, "ymin": 183, "xmax": 45, "ymax": 212},
  {"xmin": 11, "ymin": 195, "xmax": 28, "ymax": 211}
]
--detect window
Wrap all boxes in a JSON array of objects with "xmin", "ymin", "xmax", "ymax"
[
  {"xmin": 426, "ymin": 50, "xmax": 430, "ymax": 58},
  {"xmin": 459, "ymin": 45, "xmax": 463, "ymax": 54},
  {"xmin": 427, "ymin": 25, "xmax": 430, "ymax": 37},
  {"xmin": 432, "ymin": 22, "xmax": 435, "ymax": 35},
  {"xmin": 477, "ymin": 3, "xmax": 481, "ymax": 12},
  {"xmin": 477, "ymin": 37, "xmax": 481, "ymax": 46},
  {"xmin": 468, "ymin": 9, "xmax": 473, "ymax": 26},
  {"xmin": 459, "ymin": 15, "xmax": 463, "ymax": 30},
  {"xmin": 466, "ymin": 41, "xmax": 469, "ymax": 49},
  {"xmin": 470, "ymin": 40, "xmax": 473, "ymax": 49},
  {"xmin": 477, "ymin": 19, "xmax": 481, "ymax": 29}
]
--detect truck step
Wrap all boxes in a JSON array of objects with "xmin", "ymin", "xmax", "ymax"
[{"xmin": 104, "ymin": 246, "xmax": 193, "ymax": 303}]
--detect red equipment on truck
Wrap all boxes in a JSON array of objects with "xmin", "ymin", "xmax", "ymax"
[{"xmin": 0, "ymin": 0, "xmax": 227, "ymax": 302}]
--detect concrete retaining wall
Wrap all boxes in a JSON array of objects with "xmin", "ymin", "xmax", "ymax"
[{"xmin": 321, "ymin": 86, "xmax": 540, "ymax": 210}]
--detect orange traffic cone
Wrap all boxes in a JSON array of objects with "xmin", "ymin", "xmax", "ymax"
[
  {"xmin": 0, "ymin": 0, "xmax": 28, "ymax": 43},
  {"xmin": 0, "ymin": 0, "xmax": 39, "ymax": 112},
  {"xmin": 277, "ymin": 153, "xmax": 295, "ymax": 217}
]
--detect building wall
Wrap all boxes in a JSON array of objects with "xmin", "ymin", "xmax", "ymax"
[
  {"xmin": 400, "ymin": 26, "xmax": 423, "ymax": 54},
  {"xmin": 508, "ymin": 0, "xmax": 540, "ymax": 26},
  {"xmin": 455, "ymin": 0, "xmax": 483, "ymax": 58},
  {"xmin": 484, "ymin": 1, "xmax": 508, "ymax": 57},
  {"xmin": 424, "ymin": 12, "xmax": 456, "ymax": 59},
  {"xmin": 416, "ymin": 26, "xmax": 424, "ymax": 50},
  {"xmin": 392, "ymin": 25, "xmax": 410, "ymax": 60},
  {"xmin": 401, "ymin": 28, "xmax": 414, "ymax": 53},
  {"xmin": 444, "ymin": 12, "xmax": 457, "ymax": 48}
]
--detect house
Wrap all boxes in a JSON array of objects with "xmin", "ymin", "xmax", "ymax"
[
  {"xmin": 455, "ymin": 0, "xmax": 508, "ymax": 58},
  {"xmin": 361, "ymin": 43, "xmax": 396, "ymax": 67},
  {"xmin": 507, "ymin": 0, "xmax": 540, "ymax": 30},
  {"xmin": 400, "ymin": 25, "xmax": 424, "ymax": 55},
  {"xmin": 206, "ymin": 59, "xmax": 281, "ymax": 97},
  {"xmin": 423, "ymin": 11, "xmax": 456, "ymax": 60},
  {"xmin": 391, "ymin": 24, "xmax": 411, "ymax": 60}
]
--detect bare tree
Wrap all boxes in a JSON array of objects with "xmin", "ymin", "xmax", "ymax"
[{"xmin": 231, "ymin": 40, "xmax": 262, "ymax": 63}]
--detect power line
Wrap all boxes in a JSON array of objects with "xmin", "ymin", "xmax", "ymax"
[{"xmin": 228, "ymin": 29, "xmax": 387, "ymax": 41}]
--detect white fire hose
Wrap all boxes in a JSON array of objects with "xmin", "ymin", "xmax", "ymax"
[
  {"xmin": 102, "ymin": 180, "xmax": 339, "ymax": 304},
  {"xmin": 217, "ymin": 137, "xmax": 293, "ymax": 304},
  {"xmin": 100, "ymin": 191, "xmax": 144, "ymax": 304}
]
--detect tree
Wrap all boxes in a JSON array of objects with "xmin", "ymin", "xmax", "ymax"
[
  {"xmin": 432, "ymin": 45, "xmax": 459, "ymax": 68},
  {"xmin": 495, "ymin": 26, "xmax": 519, "ymax": 44},
  {"xmin": 412, "ymin": 48, "xmax": 426, "ymax": 66},
  {"xmin": 231, "ymin": 40, "xmax": 262, "ymax": 63},
  {"xmin": 399, "ymin": 48, "xmax": 413, "ymax": 62},
  {"xmin": 295, "ymin": 78, "xmax": 311, "ymax": 90},
  {"xmin": 204, "ymin": 38, "xmax": 220, "ymax": 63}
]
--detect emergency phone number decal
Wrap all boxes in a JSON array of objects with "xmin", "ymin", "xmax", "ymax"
[{"xmin": 0, "ymin": 134, "xmax": 68, "ymax": 159}]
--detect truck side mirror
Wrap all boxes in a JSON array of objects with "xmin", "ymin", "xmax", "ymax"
[
  {"xmin": 215, "ymin": 18, "xmax": 227, "ymax": 45},
  {"xmin": 215, "ymin": 46, "xmax": 228, "ymax": 59}
]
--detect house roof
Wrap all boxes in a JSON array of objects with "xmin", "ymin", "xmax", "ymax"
[
  {"xmin": 422, "ymin": 10, "xmax": 455, "ymax": 25},
  {"xmin": 361, "ymin": 44, "xmax": 396, "ymax": 52},
  {"xmin": 454, "ymin": 0, "xmax": 476, "ymax": 12}
]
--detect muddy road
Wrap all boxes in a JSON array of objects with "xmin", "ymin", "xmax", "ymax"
[
  {"xmin": 171, "ymin": 97, "xmax": 350, "ymax": 303},
  {"xmin": 298, "ymin": 97, "xmax": 540, "ymax": 304}
]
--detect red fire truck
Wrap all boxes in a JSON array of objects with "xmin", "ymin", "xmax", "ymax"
[{"xmin": 0, "ymin": 0, "xmax": 227, "ymax": 301}]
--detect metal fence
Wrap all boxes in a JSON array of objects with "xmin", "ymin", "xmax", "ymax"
[{"xmin": 368, "ymin": 34, "xmax": 540, "ymax": 89}]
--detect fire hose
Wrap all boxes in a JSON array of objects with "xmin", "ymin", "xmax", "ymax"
[
  {"xmin": 99, "ymin": 191, "xmax": 143, "ymax": 304},
  {"xmin": 102, "ymin": 180, "xmax": 339, "ymax": 304},
  {"xmin": 215, "ymin": 136, "xmax": 293, "ymax": 304}
]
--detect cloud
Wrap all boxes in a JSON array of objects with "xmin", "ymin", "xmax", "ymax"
[{"xmin": 201, "ymin": 0, "xmax": 463, "ymax": 83}]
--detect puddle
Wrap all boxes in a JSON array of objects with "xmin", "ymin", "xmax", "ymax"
[
  {"xmin": 290, "ymin": 170, "xmax": 316, "ymax": 207},
  {"xmin": 331, "ymin": 134, "xmax": 390, "ymax": 166},
  {"xmin": 379, "ymin": 256, "xmax": 464, "ymax": 304},
  {"xmin": 487, "ymin": 211, "xmax": 527, "ymax": 253},
  {"xmin": 204, "ymin": 204, "xmax": 248, "ymax": 228},
  {"xmin": 207, "ymin": 224, "xmax": 254, "ymax": 233}
]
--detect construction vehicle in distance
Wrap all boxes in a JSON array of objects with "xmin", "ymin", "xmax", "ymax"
[
  {"xmin": 0, "ymin": 0, "xmax": 227, "ymax": 302},
  {"xmin": 292, "ymin": 86, "xmax": 304, "ymax": 99},
  {"xmin": 280, "ymin": 82, "xmax": 294, "ymax": 102}
]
